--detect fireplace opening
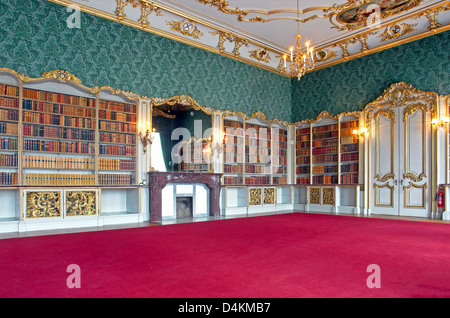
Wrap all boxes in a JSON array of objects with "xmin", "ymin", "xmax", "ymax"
[{"xmin": 176, "ymin": 197, "xmax": 193, "ymax": 219}]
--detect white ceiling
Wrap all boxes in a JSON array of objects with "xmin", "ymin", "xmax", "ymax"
[{"xmin": 56, "ymin": 0, "xmax": 450, "ymax": 74}]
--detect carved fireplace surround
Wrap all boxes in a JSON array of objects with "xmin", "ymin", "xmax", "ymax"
[{"xmin": 148, "ymin": 172, "xmax": 222, "ymax": 222}]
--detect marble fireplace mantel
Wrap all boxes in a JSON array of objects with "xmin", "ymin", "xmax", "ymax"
[{"xmin": 148, "ymin": 172, "xmax": 222, "ymax": 222}]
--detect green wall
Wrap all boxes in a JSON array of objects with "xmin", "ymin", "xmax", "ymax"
[
  {"xmin": 292, "ymin": 30, "xmax": 450, "ymax": 122},
  {"xmin": 0, "ymin": 0, "xmax": 292, "ymax": 121}
]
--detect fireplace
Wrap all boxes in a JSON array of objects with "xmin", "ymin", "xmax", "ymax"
[
  {"xmin": 148, "ymin": 172, "xmax": 222, "ymax": 222},
  {"xmin": 176, "ymin": 197, "xmax": 193, "ymax": 219}
]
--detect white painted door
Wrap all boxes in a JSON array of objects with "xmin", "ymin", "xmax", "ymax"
[{"xmin": 370, "ymin": 104, "xmax": 431, "ymax": 217}]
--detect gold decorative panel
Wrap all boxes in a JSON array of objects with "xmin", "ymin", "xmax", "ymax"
[
  {"xmin": 249, "ymin": 188, "xmax": 262, "ymax": 206},
  {"xmin": 66, "ymin": 191, "xmax": 97, "ymax": 217},
  {"xmin": 322, "ymin": 188, "xmax": 335, "ymax": 205},
  {"xmin": 309, "ymin": 188, "xmax": 321, "ymax": 205},
  {"xmin": 26, "ymin": 191, "xmax": 62, "ymax": 219},
  {"xmin": 263, "ymin": 188, "xmax": 276, "ymax": 205}
]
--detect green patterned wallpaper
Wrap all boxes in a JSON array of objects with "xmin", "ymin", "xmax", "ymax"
[
  {"xmin": 0, "ymin": 0, "xmax": 292, "ymax": 121},
  {"xmin": 292, "ymin": 30, "xmax": 450, "ymax": 122}
]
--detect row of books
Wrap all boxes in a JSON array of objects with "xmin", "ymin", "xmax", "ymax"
[
  {"xmin": 272, "ymin": 149, "xmax": 287, "ymax": 157},
  {"xmin": 341, "ymin": 163, "xmax": 359, "ymax": 173},
  {"xmin": 0, "ymin": 84, "xmax": 18, "ymax": 97},
  {"xmin": 273, "ymin": 166, "xmax": 287, "ymax": 174},
  {"xmin": 99, "ymin": 144, "xmax": 136, "ymax": 157},
  {"xmin": 23, "ymin": 173, "xmax": 96, "ymax": 186},
  {"xmin": 223, "ymin": 176, "xmax": 243, "ymax": 185},
  {"xmin": 180, "ymin": 163, "xmax": 208, "ymax": 172},
  {"xmin": 23, "ymin": 89, "xmax": 96, "ymax": 108},
  {"xmin": 312, "ymin": 131, "xmax": 338, "ymax": 140},
  {"xmin": 341, "ymin": 135, "xmax": 358, "ymax": 145},
  {"xmin": 312, "ymin": 146, "xmax": 338, "ymax": 156},
  {"xmin": 312, "ymin": 139, "xmax": 338, "ymax": 147},
  {"xmin": 245, "ymin": 165, "xmax": 271, "ymax": 174},
  {"xmin": 98, "ymin": 101, "xmax": 137, "ymax": 114},
  {"xmin": 312, "ymin": 124, "xmax": 338, "ymax": 133},
  {"xmin": 272, "ymin": 135, "xmax": 287, "ymax": 142},
  {"xmin": 99, "ymin": 110, "xmax": 137, "ymax": 123},
  {"xmin": 244, "ymin": 176, "xmax": 271, "ymax": 185},
  {"xmin": 312, "ymin": 175, "xmax": 339, "ymax": 185},
  {"xmin": 312, "ymin": 165, "xmax": 338, "ymax": 174},
  {"xmin": 23, "ymin": 155, "xmax": 95, "ymax": 170},
  {"xmin": 0, "ymin": 96, "xmax": 19, "ymax": 109},
  {"xmin": 99, "ymin": 121, "xmax": 136, "ymax": 133},
  {"xmin": 247, "ymin": 154, "xmax": 271, "ymax": 164},
  {"xmin": 23, "ymin": 139, "xmax": 95, "ymax": 154},
  {"xmin": 100, "ymin": 132, "xmax": 136, "ymax": 145},
  {"xmin": 272, "ymin": 157, "xmax": 287, "ymax": 165},
  {"xmin": 224, "ymin": 154, "xmax": 244, "ymax": 163},
  {"xmin": 296, "ymin": 134, "xmax": 310, "ymax": 142},
  {"xmin": 23, "ymin": 111, "xmax": 96, "ymax": 129},
  {"xmin": 224, "ymin": 164, "xmax": 243, "ymax": 173},
  {"xmin": 0, "ymin": 137, "xmax": 18, "ymax": 150},
  {"xmin": 0, "ymin": 153, "xmax": 18, "ymax": 167},
  {"xmin": 98, "ymin": 173, "xmax": 136, "ymax": 186},
  {"xmin": 296, "ymin": 148, "xmax": 310, "ymax": 157},
  {"xmin": 296, "ymin": 157, "xmax": 310, "ymax": 165},
  {"xmin": 273, "ymin": 176, "xmax": 287, "ymax": 185},
  {"xmin": 0, "ymin": 122, "xmax": 18, "ymax": 135},
  {"xmin": 224, "ymin": 121, "xmax": 243, "ymax": 129},
  {"xmin": 296, "ymin": 166, "xmax": 310, "ymax": 174},
  {"xmin": 0, "ymin": 108, "xmax": 19, "ymax": 121},
  {"xmin": 341, "ymin": 174, "xmax": 359, "ymax": 184},
  {"xmin": 296, "ymin": 176, "xmax": 310, "ymax": 184},
  {"xmin": 340, "ymin": 121, "xmax": 359, "ymax": 129},
  {"xmin": 296, "ymin": 141, "xmax": 310, "ymax": 149},
  {"xmin": 246, "ymin": 147, "xmax": 270, "ymax": 155},
  {"xmin": 23, "ymin": 100, "xmax": 96, "ymax": 117},
  {"xmin": 341, "ymin": 153, "xmax": 359, "ymax": 162},
  {"xmin": 0, "ymin": 172, "xmax": 18, "ymax": 185},
  {"xmin": 296, "ymin": 128, "xmax": 310, "ymax": 135},
  {"xmin": 312, "ymin": 154, "xmax": 338, "ymax": 164},
  {"xmin": 99, "ymin": 158, "xmax": 136, "ymax": 171},
  {"xmin": 341, "ymin": 144, "xmax": 359, "ymax": 153},
  {"xmin": 23, "ymin": 124, "xmax": 96, "ymax": 141}
]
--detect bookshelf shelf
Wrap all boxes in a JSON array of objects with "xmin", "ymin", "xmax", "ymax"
[{"xmin": 295, "ymin": 115, "xmax": 361, "ymax": 186}]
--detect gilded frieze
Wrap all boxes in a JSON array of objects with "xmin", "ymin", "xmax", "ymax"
[
  {"xmin": 26, "ymin": 191, "xmax": 62, "ymax": 219},
  {"xmin": 249, "ymin": 188, "xmax": 262, "ymax": 206},
  {"xmin": 66, "ymin": 191, "xmax": 97, "ymax": 217},
  {"xmin": 263, "ymin": 188, "xmax": 276, "ymax": 205}
]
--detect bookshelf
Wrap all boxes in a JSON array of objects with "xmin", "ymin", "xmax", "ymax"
[
  {"xmin": 311, "ymin": 122, "xmax": 339, "ymax": 185},
  {"xmin": 0, "ymin": 82, "xmax": 19, "ymax": 186},
  {"xmin": 244, "ymin": 120, "xmax": 271, "ymax": 186},
  {"xmin": 179, "ymin": 138, "xmax": 209, "ymax": 173},
  {"xmin": 223, "ymin": 116, "xmax": 244, "ymax": 185},
  {"xmin": 340, "ymin": 118, "xmax": 359, "ymax": 185},
  {"xmin": 21, "ymin": 83, "xmax": 97, "ymax": 186},
  {"xmin": 295, "ymin": 124, "xmax": 311, "ymax": 185},
  {"xmin": 98, "ymin": 92, "xmax": 137, "ymax": 186},
  {"xmin": 295, "ymin": 114, "xmax": 360, "ymax": 186},
  {"xmin": 272, "ymin": 124, "xmax": 288, "ymax": 185}
]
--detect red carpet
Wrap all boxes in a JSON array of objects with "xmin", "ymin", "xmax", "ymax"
[{"xmin": 1, "ymin": 212, "xmax": 450, "ymax": 298}]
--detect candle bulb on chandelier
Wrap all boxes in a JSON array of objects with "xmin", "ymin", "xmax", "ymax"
[
  {"xmin": 290, "ymin": 48, "xmax": 293, "ymax": 62},
  {"xmin": 283, "ymin": 55, "xmax": 287, "ymax": 68}
]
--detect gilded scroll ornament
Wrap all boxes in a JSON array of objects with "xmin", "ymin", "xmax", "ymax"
[
  {"xmin": 322, "ymin": 188, "xmax": 335, "ymax": 205},
  {"xmin": 167, "ymin": 19, "xmax": 204, "ymax": 39},
  {"xmin": 26, "ymin": 191, "xmax": 62, "ymax": 219},
  {"xmin": 116, "ymin": 0, "xmax": 163, "ymax": 27},
  {"xmin": 66, "ymin": 191, "xmax": 97, "ymax": 217},
  {"xmin": 378, "ymin": 23, "xmax": 417, "ymax": 42},
  {"xmin": 249, "ymin": 49, "xmax": 271, "ymax": 63},
  {"xmin": 309, "ymin": 188, "xmax": 321, "ymax": 205},
  {"xmin": 263, "ymin": 188, "xmax": 276, "ymax": 205},
  {"xmin": 249, "ymin": 188, "xmax": 262, "ymax": 206}
]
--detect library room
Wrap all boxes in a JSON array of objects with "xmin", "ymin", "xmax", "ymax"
[{"xmin": 0, "ymin": 0, "xmax": 449, "ymax": 300}]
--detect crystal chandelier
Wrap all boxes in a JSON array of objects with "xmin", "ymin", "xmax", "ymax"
[{"xmin": 285, "ymin": 0, "xmax": 315, "ymax": 80}]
